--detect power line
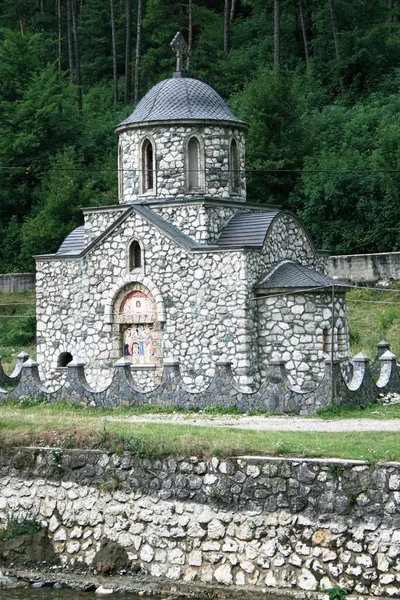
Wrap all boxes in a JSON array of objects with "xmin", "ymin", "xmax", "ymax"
[{"xmin": 1, "ymin": 165, "xmax": 400, "ymax": 175}]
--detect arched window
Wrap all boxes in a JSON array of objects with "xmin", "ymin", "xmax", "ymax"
[
  {"xmin": 129, "ymin": 241, "xmax": 142, "ymax": 270},
  {"xmin": 230, "ymin": 138, "xmax": 240, "ymax": 193},
  {"xmin": 185, "ymin": 135, "xmax": 204, "ymax": 193},
  {"xmin": 337, "ymin": 325, "xmax": 346, "ymax": 354},
  {"xmin": 188, "ymin": 137, "xmax": 200, "ymax": 190},
  {"xmin": 118, "ymin": 140, "xmax": 123, "ymax": 200},
  {"xmin": 57, "ymin": 352, "xmax": 73, "ymax": 368},
  {"xmin": 141, "ymin": 138, "xmax": 155, "ymax": 193},
  {"xmin": 322, "ymin": 328, "xmax": 331, "ymax": 354}
]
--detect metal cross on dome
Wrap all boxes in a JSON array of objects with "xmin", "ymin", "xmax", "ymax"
[{"xmin": 170, "ymin": 31, "xmax": 188, "ymax": 73}]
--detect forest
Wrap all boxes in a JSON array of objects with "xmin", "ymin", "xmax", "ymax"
[{"xmin": 0, "ymin": 0, "xmax": 400, "ymax": 273}]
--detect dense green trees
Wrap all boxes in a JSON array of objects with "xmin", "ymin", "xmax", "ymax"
[{"xmin": 1, "ymin": 0, "xmax": 400, "ymax": 271}]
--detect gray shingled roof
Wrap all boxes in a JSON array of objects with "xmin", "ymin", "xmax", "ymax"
[
  {"xmin": 257, "ymin": 261, "xmax": 349, "ymax": 291},
  {"xmin": 56, "ymin": 226, "xmax": 85, "ymax": 255},
  {"xmin": 216, "ymin": 211, "xmax": 280, "ymax": 248},
  {"xmin": 117, "ymin": 78, "xmax": 246, "ymax": 127}
]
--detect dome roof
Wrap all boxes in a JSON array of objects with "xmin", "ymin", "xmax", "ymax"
[{"xmin": 117, "ymin": 77, "xmax": 247, "ymax": 128}]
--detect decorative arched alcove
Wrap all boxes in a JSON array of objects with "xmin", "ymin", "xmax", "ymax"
[{"xmin": 106, "ymin": 279, "xmax": 164, "ymax": 367}]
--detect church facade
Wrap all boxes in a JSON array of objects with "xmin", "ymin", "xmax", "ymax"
[{"xmin": 35, "ymin": 63, "xmax": 349, "ymax": 393}]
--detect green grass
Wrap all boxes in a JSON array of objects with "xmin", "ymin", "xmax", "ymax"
[
  {"xmin": 0, "ymin": 402, "xmax": 399, "ymax": 461},
  {"xmin": 346, "ymin": 284, "xmax": 400, "ymax": 359},
  {"xmin": 0, "ymin": 291, "xmax": 36, "ymax": 373},
  {"xmin": 317, "ymin": 402, "xmax": 400, "ymax": 420}
]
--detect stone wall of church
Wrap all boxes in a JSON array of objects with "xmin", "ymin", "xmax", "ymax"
[
  {"xmin": 119, "ymin": 124, "xmax": 246, "ymax": 202},
  {"xmin": 248, "ymin": 213, "xmax": 318, "ymax": 282},
  {"xmin": 256, "ymin": 292, "xmax": 350, "ymax": 388},
  {"xmin": 36, "ymin": 210, "xmax": 256, "ymax": 391},
  {"xmin": 152, "ymin": 203, "xmax": 237, "ymax": 244},
  {"xmin": 83, "ymin": 207, "xmax": 129, "ymax": 245}
]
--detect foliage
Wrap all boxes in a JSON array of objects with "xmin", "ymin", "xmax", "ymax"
[
  {"xmin": 326, "ymin": 584, "xmax": 349, "ymax": 600},
  {"xmin": 1, "ymin": 0, "xmax": 400, "ymax": 266},
  {"xmin": 0, "ymin": 515, "xmax": 41, "ymax": 541}
]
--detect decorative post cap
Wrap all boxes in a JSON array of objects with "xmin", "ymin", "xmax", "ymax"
[
  {"xmin": 378, "ymin": 340, "xmax": 391, "ymax": 348},
  {"xmin": 352, "ymin": 352, "xmax": 371, "ymax": 363},
  {"xmin": 379, "ymin": 350, "xmax": 397, "ymax": 361},
  {"xmin": 114, "ymin": 357, "xmax": 132, "ymax": 367},
  {"xmin": 163, "ymin": 356, "xmax": 181, "ymax": 367}
]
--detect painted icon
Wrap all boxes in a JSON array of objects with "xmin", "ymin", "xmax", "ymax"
[{"xmin": 123, "ymin": 324, "xmax": 156, "ymax": 365}]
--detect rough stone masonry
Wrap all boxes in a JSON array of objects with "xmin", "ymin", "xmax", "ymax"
[{"xmin": 1, "ymin": 449, "xmax": 400, "ymax": 597}]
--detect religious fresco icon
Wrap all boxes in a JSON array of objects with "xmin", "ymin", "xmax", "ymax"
[
  {"xmin": 120, "ymin": 291, "xmax": 156, "ymax": 317},
  {"xmin": 123, "ymin": 324, "xmax": 156, "ymax": 365}
]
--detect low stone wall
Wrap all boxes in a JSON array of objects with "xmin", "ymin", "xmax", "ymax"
[
  {"xmin": 1, "ymin": 343, "xmax": 400, "ymax": 415},
  {"xmin": 0, "ymin": 273, "xmax": 35, "ymax": 294},
  {"xmin": 1, "ymin": 449, "xmax": 400, "ymax": 597},
  {"xmin": 327, "ymin": 253, "xmax": 400, "ymax": 285}
]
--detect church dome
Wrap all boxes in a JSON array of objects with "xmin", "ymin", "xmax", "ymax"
[{"xmin": 116, "ymin": 77, "xmax": 247, "ymax": 128}]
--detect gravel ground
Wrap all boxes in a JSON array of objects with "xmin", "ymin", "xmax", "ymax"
[{"xmin": 113, "ymin": 413, "xmax": 400, "ymax": 432}]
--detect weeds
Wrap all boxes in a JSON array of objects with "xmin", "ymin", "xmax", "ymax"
[
  {"xmin": 326, "ymin": 583, "xmax": 349, "ymax": 600},
  {"xmin": 0, "ymin": 515, "xmax": 41, "ymax": 541}
]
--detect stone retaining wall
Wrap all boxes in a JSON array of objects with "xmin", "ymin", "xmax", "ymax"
[
  {"xmin": 0, "ymin": 273, "xmax": 35, "ymax": 294},
  {"xmin": 1, "ymin": 449, "xmax": 400, "ymax": 597}
]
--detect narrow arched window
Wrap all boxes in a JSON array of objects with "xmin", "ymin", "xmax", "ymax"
[
  {"xmin": 57, "ymin": 352, "xmax": 73, "ymax": 367},
  {"xmin": 337, "ymin": 325, "xmax": 346, "ymax": 353},
  {"xmin": 188, "ymin": 137, "xmax": 200, "ymax": 190},
  {"xmin": 322, "ymin": 328, "xmax": 330, "ymax": 354},
  {"xmin": 142, "ymin": 138, "xmax": 154, "ymax": 192},
  {"xmin": 129, "ymin": 241, "xmax": 142, "ymax": 270},
  {"xmin": 230, "ymin": 138, "xmax": 240, "ymax": 193},
  {"xmin": 118, "ymin": 140, "xmax": 123, "ymax": 200}
]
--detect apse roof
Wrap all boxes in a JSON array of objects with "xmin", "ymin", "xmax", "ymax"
[
  {"xmin": 117, "ymin": 77, "xmax": 247, "ymax": 127},
  {"xmin": 257, "ymin": 261, "xmax": 349, "ymax": 291}
]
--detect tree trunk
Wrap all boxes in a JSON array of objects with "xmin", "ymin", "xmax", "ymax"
[
  {"xmin": 311, "ymin": 0, "xmax": 317, "ymax": 56},
  {"xmin": 110, "ymin": 0, "xmax": 118, "ymax": 104},
  {"xmin": 230, "ymin": 0, "xmax": 236, "ymax": 24},
  {"xmin": 134, "ymin": 0, "xmax": 143, "ymax": 104},
  {"xmin": 224, "ymin": 0, "xmax": 230, "ymax": 54},
  {"xmin": 298, "ymin": 0, "xmax": 310, "ymax": 70},
  {"xmin": 328, "ymin": 0, "xmax": 340, "ymax": 60},
  {"xmin": 57, "ymin": 0, "xmax": 62, "ymax": 72},
  {"xmin": 389, "ymin": 0, "xmax": 394, "ymax": 34},
  {"xmin": 124, "ymin": 0, "xmax": 132, "ymax": 105},
  {"xmin": 71, "ymin": 0, "xmax": 83, "ymax": 113},
  {"xmin": 67, "ymin": 0, "xmax": 75, "ymax": 85},
  {"xmin": 187, "ymin": 0, "xmax": 192, "ymax": 70},
  {"xmin": 274, "ymin": 0, "xmax": 280, "ymax": 70}
]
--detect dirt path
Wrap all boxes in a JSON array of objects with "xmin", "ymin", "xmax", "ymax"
[{"xmin": 112, "ymin": 413, "xmax": 400, "ymax": 432}]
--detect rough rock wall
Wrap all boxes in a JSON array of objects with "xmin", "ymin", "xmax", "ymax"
[
  {"xmin": 119, "ymin": 125, "xmax": 246, "ymax": 202},
  {"xmin": 1, "ymin": 450, "xmax": 400, "ymax": 598},
  {"xmin": 257, "ymin": 292, "xmax": 350, "ymax": 387},
  {"xmin": 83, "ymin": 208, "xmax": 128, "ymax": 245},
  {"xmin": 36, "ymin": 210, "xmax": 253, "ymax": 390},
  {"xmin": 152, "ymin": 204, "xmax": 237, "ymax": 244}
]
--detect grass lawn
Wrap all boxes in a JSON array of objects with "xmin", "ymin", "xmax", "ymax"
[{"xmin": 0, "ymin": 401, "xmax": 399, "ymax": 462}]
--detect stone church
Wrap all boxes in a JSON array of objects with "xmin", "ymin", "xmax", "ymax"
[{"xmin": 35, "ymin": 41, "xmax": 349, "ymax": 392}]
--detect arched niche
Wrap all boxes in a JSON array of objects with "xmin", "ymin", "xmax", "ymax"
[
  {"xmin": 112, "ymin": 284, "xmax": 162, "ymax": 366},
  {"xmin": 118, "ymin": 139, "xmax": 123, "ymax": 200},
  {"xmin": 230, "ymin": 137, "xmax": 240, "ymax": 194},
  {"xmin": 185, "ymin": 134, "xmax": 205, "ymax": 193},
  {"xmin": 141, "ymin": 137, "xmax": 156, "ymax": 194},
  {"xmin": 128, "ymin": 239, "xmax": 143, "ymax": 272}
]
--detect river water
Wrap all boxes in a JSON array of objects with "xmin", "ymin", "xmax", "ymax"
[{"xmin": 2, "ymin": 588, "xmax": 207, "ymax": 600}]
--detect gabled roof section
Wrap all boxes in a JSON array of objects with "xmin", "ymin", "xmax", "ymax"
[
  {"xmin": 36, "ymin": 205, "xmax": 207, "ymax": 261},
  {"xmin": 56, "ymin": 226, "xmax": 85, "ymax": 256},
  {"xmin": 216, "ymin": 210, "xmax": 281, "ymax": 248},
  {"xmin": 257, "ymin": 261, "xmax": 350, "ymax": 292}
]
